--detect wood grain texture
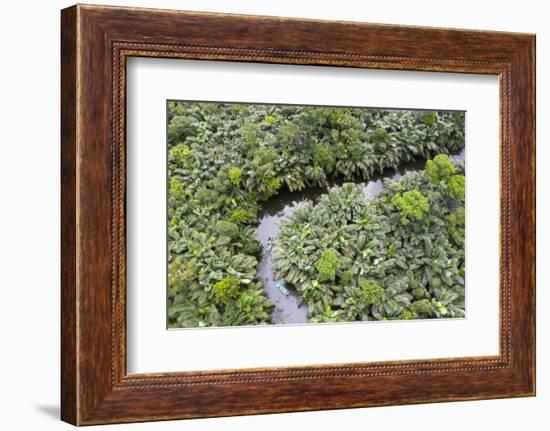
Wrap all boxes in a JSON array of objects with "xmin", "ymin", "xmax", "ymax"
[{"xmin": 60, "ymin": 4, "xmax": 536, "ymax": 425}]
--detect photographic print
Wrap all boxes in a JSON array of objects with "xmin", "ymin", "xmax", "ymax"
[
  {"xmin": 127, "ymin": 56, "xmax": 500, "ymax": 383},
  {"xmin": 167, "ymin": 101, "xmax": 466, "ymax": 328}
]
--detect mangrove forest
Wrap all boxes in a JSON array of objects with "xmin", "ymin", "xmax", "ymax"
[{"xmin": 167, "ymin": 101, "xmax": 466, "ymax": 328}]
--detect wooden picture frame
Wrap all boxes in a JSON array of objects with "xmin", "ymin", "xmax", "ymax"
[{"xmin": 61, "ymin": 4, "xmax": 535, "ymax": 425}]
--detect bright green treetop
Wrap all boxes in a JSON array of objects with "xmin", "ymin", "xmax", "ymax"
[
  {"xmin": 315, "ymin": 249, "xmax": 341, "ymax": 283},
  {"xmin": 359, "ymin": 279, "xmax": 385, "ymax": 305},
  {"xmin": 425, "ymin": 154, "xmax": 455, "ymax": 184},
  {"xmin": 447, "ymin": 174, "xmax": 465, "ymax": 200},
  {"xmin": 169, "ymin": 178, "xmax": 185, "ymax": 203},
  {"xmin": 213, "ymin": 277, "xmax": 241, "ymax": 303},
  {"xmin": 422, "ymin": 111, "xmax": 438, "ymax": 126},
  {"xmin": 391, "ymin": 189, "xmax": 430, "ymax": 225},
  {"xmin": 227, "ymin": 167, "xmax": 243, "ymax": 185}
]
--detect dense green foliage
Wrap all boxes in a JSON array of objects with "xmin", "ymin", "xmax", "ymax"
[
  {"xmin": 167, "ymin": 101, "xmax": 465, "ymax": 327},
  {"xmin": 273, "ymin": 155, "xmax": 466, "ymax": 322}
]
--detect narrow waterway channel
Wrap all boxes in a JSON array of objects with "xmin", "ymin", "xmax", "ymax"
[{"xmin": 256, "ymin": 150, "xmax": 465, "ymax": 325}]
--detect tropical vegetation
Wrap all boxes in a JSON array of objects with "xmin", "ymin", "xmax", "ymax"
[
  {"xmin": 273, "ymin": 156, "xmax": 466, "ymax": 322},
  {"xmin": 167, "ymin": 101, "xmax": 465, "ymax": 328}
]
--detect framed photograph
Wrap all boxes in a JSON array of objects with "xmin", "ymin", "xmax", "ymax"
[{"xmin": 61, "ymin": 4, "xmax": 536, "ymax": 425}]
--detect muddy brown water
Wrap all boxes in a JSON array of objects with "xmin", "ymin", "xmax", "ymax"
[{"xmin": 256, "ymin": 150, "xmax": 465, "ymax": 325}]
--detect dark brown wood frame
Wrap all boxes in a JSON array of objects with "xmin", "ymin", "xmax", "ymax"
[{"xmin": 61, "ymin": 4, "xmax": 536, "ymax": 426}]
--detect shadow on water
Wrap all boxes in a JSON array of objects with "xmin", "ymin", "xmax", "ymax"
[{"xmin": 256, "ymin": 150, "xmax": 465, "ymax": 325}]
